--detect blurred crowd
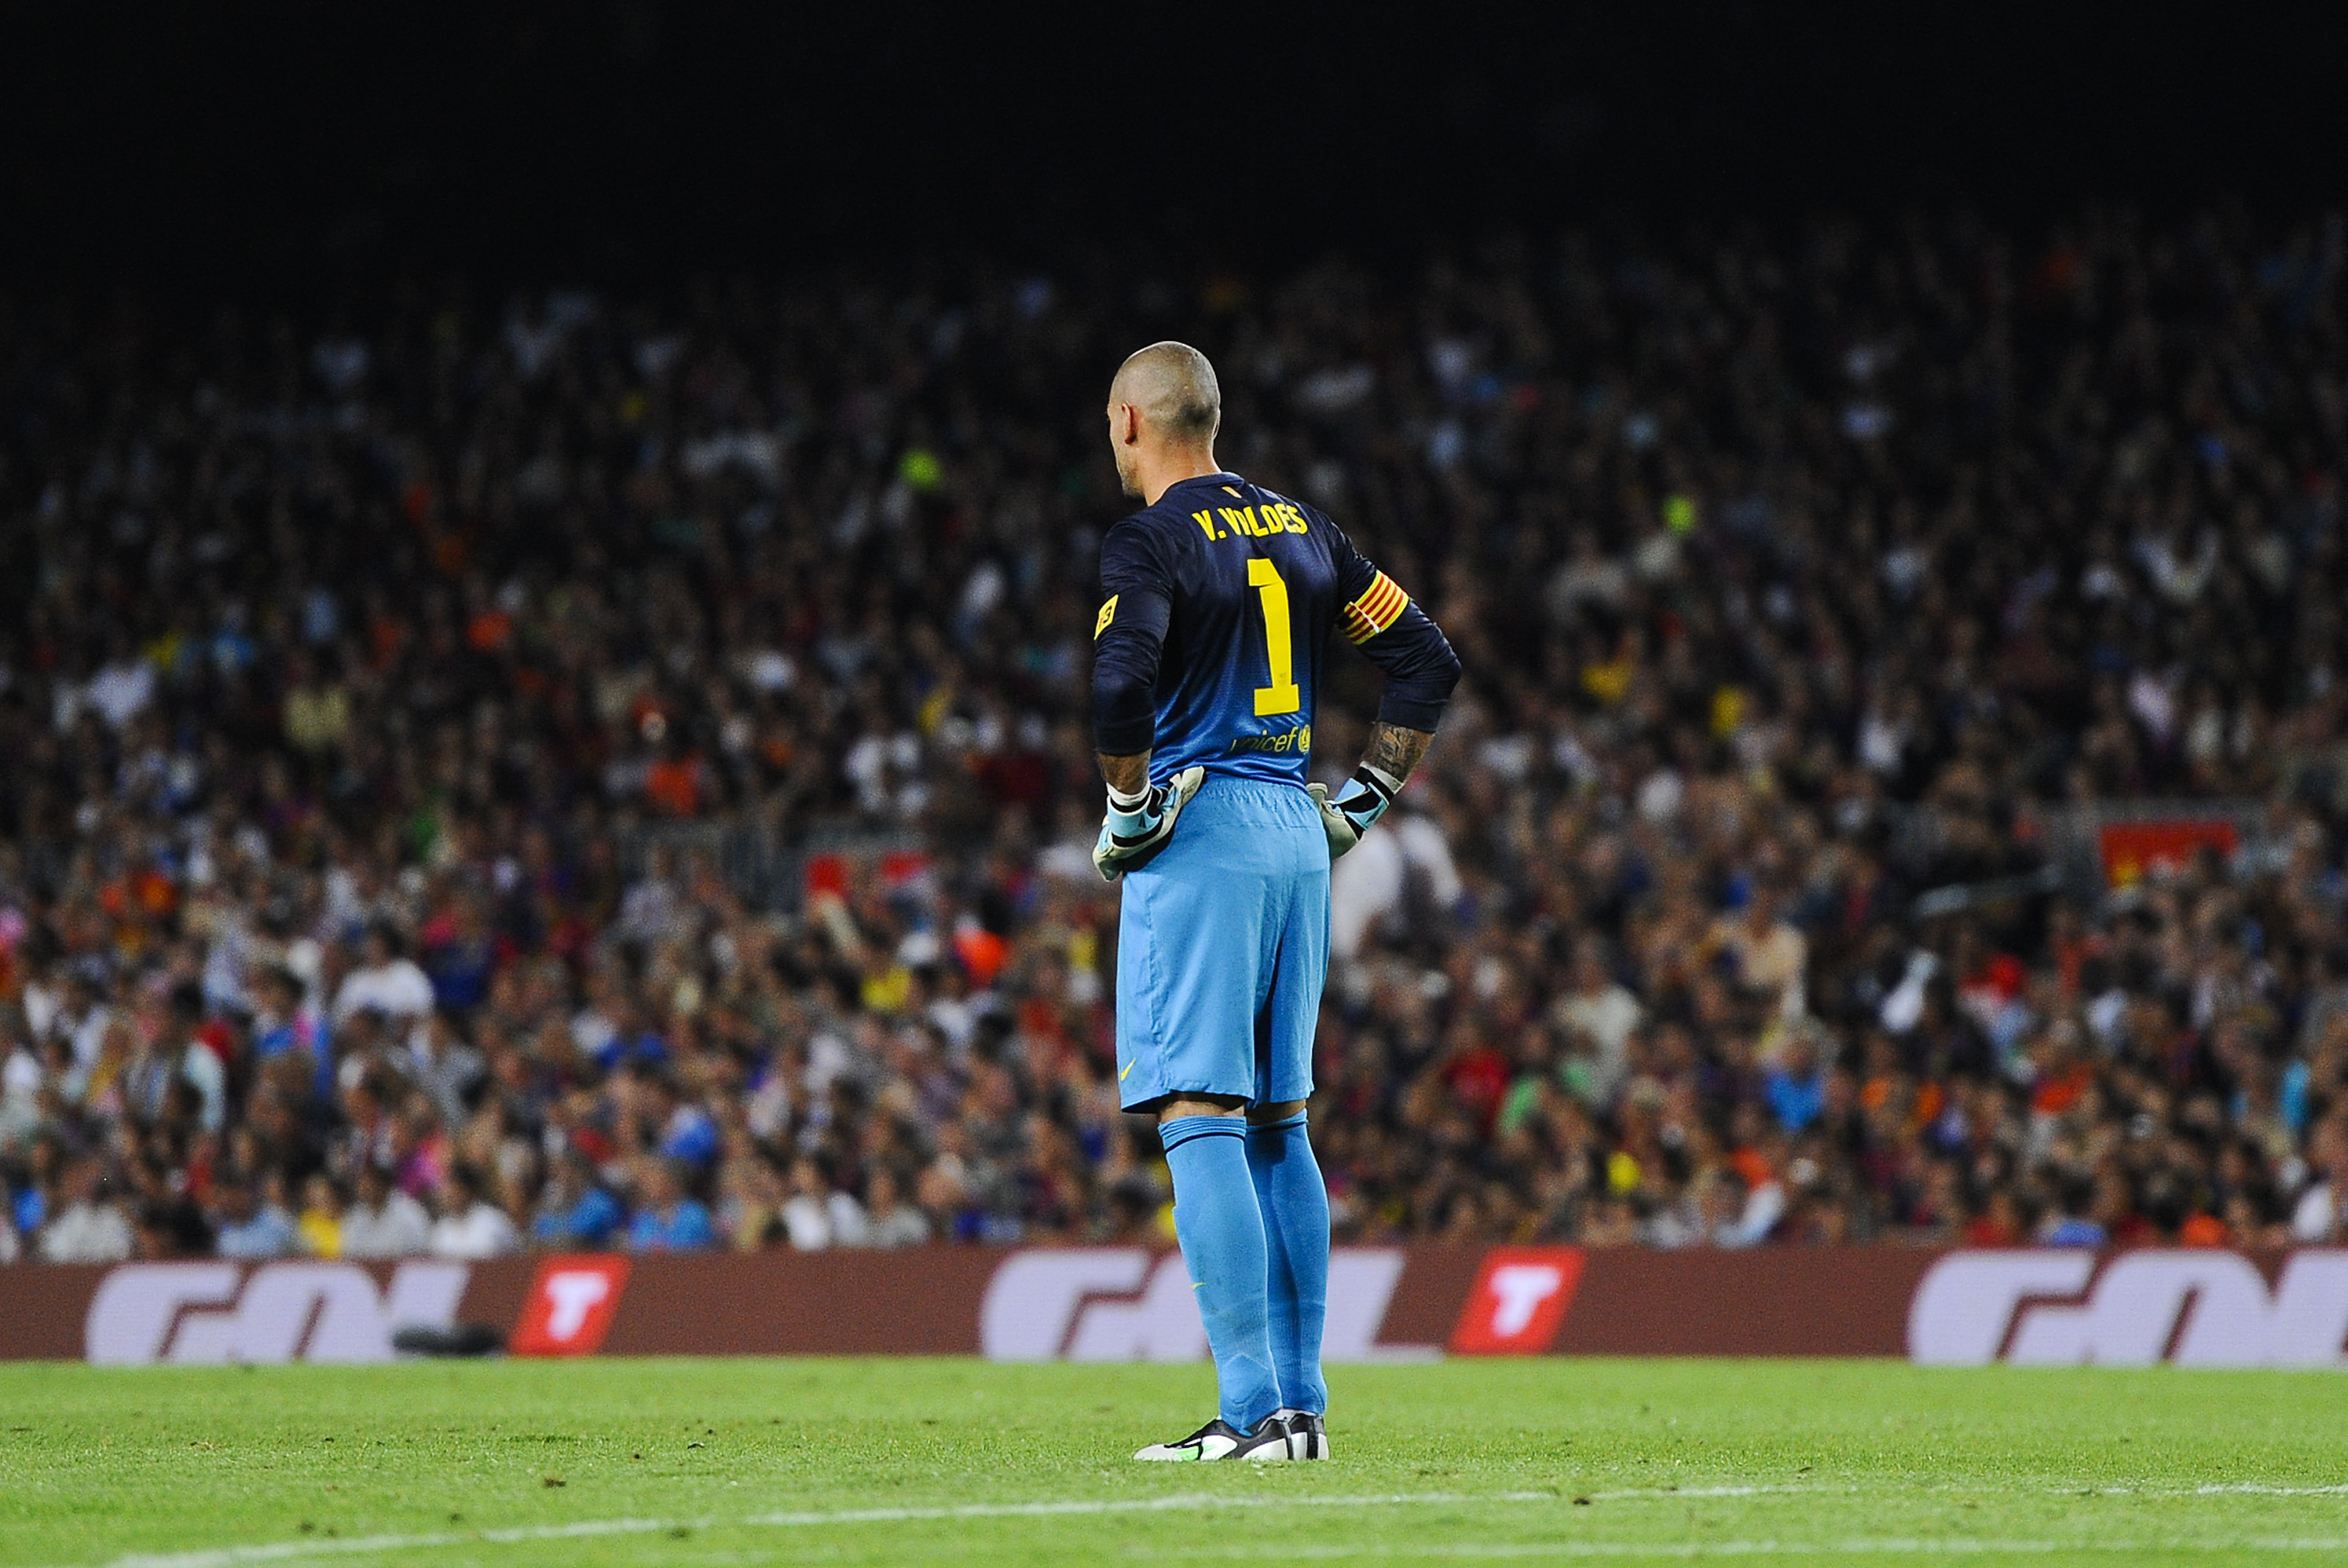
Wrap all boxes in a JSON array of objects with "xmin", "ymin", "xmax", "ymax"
[{"xmin": 8, "ymin": 208, "xmax": 2348, "ymax": 1266}]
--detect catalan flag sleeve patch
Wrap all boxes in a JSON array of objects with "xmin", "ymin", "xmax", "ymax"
[
  {"xmin": 1341, "ymin": 570, "xmax": 1408, "ymax": 644},
  {"xmin": 1095, "ymin": 595, "xmax": 1119, "ymax": 639}
]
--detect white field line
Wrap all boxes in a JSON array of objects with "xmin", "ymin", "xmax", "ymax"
[
  {"xmin": 75, "ymin": 1481, "xmax": 2348, "ymax": 1568},
  {"xmin": 68, "ymin": 1493, "xmax": 1615, "ymax": 1568},
  {"xmin": 64, "ymin": 1490, "xmax": 1793, "ymax": 1568},
  {"xmin": 1889, "ymin": 1482, "xmax": 2348, "ymax": 1500},
  {"xmin": 1181, "ymin": 1544, "xmax": 2348, "ymax": 1559}
]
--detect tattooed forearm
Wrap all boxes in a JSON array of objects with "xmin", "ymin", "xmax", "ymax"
[
  {"xmin": 1097, "ymin": 750, "xmax": 1151, "ymax": 796},
  {"xmin": 1364, "ymin": 721, "xmax": 1434, "ymax": 783}
]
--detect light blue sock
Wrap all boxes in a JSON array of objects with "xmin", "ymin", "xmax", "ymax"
[
  {"xmin": 1246, "ymin": 1112, "xmax": 1329, "ymax": 1416},
  {"xmin": 1159, "ymin": 1115, "xmax": 1280, "ymax": 1431}
]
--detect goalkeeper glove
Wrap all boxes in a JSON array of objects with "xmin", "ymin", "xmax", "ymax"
[
  {"xmin": 1306, "ymin": 764, "xmax": 1403, "ymax": 859},
  {"xmin": 1093, "ymin": 766, "xmax": 1207, "ymax": 883}
]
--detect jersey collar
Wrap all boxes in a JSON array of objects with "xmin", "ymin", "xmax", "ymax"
[{"xmin": 1165, "ymin": 471, "xmax": 1245, "ymax": 499}]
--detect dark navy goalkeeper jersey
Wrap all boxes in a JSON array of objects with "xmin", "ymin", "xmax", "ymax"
[{"xmin": 1091, "ymin": 471, "xmax": 1460, "ymax": 789}]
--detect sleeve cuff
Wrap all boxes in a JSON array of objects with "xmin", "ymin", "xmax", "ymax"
[
  {"xmin": 1093, "ymin": 716, "xmax": 1156, "ymax": 755},
  {"xmin": 1375, "ymin": 690, "xmax": 1450, "ymax": 731}
]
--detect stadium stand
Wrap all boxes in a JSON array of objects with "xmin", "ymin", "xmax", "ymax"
[{"xmin": 3, "ymin": 209, "xmax": 2348, "ymax": 1260}]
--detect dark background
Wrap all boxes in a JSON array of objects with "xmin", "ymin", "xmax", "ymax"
[{"xmin": 4, "ymin": 3, "xmax": 2347, "ymax": 302}]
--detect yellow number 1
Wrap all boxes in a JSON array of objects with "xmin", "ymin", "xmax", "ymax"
[{"xmin": 1247, "ymin": 557, "xmax": 1301, "ymax": 716}]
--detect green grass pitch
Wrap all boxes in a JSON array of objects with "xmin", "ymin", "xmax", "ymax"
[{"xmin": 2, "ymin": 1357, "xmax": 2346, "ymax": 1566}]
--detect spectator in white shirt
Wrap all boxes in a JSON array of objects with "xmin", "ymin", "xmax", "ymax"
[
  {"xmin": 1554, "ymin": 939, "xmax": 1643, "ymax": 1108},
  {"xmin": 1328, "ymin": 795, "xmax": 1462, "ymax": 961},
  {"xmin": 2292, "ymin": 1116, "xmax": 2348, "ymax": 1243},
  {"xmin": 339, "ymin": 1162, "xmax": 433, "ymax": 1258},
  {"xmin": 863, "ymin": 1167, "xmax": 931, "ymax": 1248},
  {"xmin": 409, "ymin": 1012, "xmax": 485, "ymax": 1131},
  {"xmin": 333, "ymin": 923, "xmax": 435, "ymax": 1024},
  {"xmin": 428, "ymin": 1167, "xmax": 520, "ymax": 1259},
  {"xmin": 38, "ymin": 1157, "xmax": 134, "ymax": 1264},
  {"xmin": 780, "ymin": 1156, "xmax": 868, "ymax": 1248},
  {"xmin": 80, "ymin": 637, "xmax": 156, "ymax": 729},
  {"xmin": 50, "ymin": 965, "xmax": 112, "ymax": 1072},
  {"xmin": 213, "ymin": 1177, "xmax": 300, "ymax": 1260},
  {"xmin": 169, "ymin": 984, "xmax": 228, "ymax": 1134}
]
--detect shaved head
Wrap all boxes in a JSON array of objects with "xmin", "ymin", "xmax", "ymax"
[{"xmin": 1110, "ymin": 342, "xmax": 1221, "ymax": 445}]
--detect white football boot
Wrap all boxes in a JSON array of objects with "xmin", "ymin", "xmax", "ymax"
[
  {"xmin": 1275, "ymin": 1409, "xmax": 1331, "ymax": 1460},
  {"xmin": 1134, "ymin": 1416, "xmax": 1292, "ymax": 1461}
]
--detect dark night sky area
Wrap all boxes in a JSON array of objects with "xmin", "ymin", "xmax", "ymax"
[{"xmin": 3, "ymin": 3, "xmax": 2347, "ymax": 302}]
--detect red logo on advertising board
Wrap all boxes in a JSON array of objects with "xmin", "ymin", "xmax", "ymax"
[
  {"xmin": 510, "ymin": 1256, "xmax": 632, "ymax": 1357},
  {"xmin": 1449, "ymin": 1247, "xmax": 1587, "ymax": 1354},
  {"xmin": 2098, "ymin": 820, "xmax": 2236, "ymax": 888}
]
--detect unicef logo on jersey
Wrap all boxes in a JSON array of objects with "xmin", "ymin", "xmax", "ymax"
[{"xmin": 1229, "ymin": 724, "xmax": 1310, "ymax": 756}]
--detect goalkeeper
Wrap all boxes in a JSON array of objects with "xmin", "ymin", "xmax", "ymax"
[{"xmin": 1089, "ymin": 342, "xmax": 1460, "ymax": 1461}]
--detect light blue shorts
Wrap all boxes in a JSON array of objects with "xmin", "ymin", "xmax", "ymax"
[{"xmin": 1114, "ymin": 775, "xmax": 1330, "ymax": 1111}]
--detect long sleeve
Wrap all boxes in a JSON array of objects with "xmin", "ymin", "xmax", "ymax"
[
  {"xmin": 1328, "ymin": 526, "xmax": 1462, "ymax": 730},
  {"xmin": 1091, "ymin": 522, "xmax": 1174, "ymax": 754}
]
